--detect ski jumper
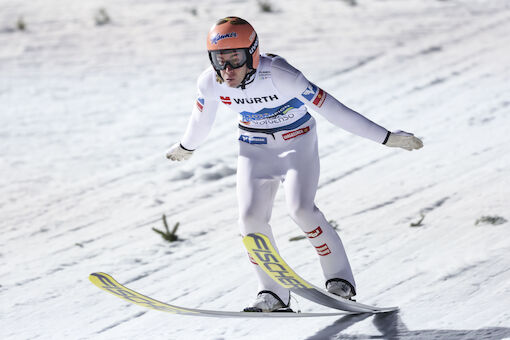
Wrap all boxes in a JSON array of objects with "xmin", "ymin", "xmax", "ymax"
[{"xmin": 180, "ymin": 54, "xmax": 389, "ymax": 303}]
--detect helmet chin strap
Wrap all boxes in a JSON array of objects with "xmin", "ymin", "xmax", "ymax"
[{"xmin": 239, "ymin": 68, "xmax": 256, "ymax": 89}]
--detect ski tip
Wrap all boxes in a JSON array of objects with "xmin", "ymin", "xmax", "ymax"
[
  {"xmin": 89, "ymin": 272, "xmax": 115, "ymax": 286},
  {"xmin": 89, "ymin": 272, "xmax": 109, "ymax": 277},
  {"xmin": 89, "ymin": 272, "xmax": 105, "ymax": 279}
]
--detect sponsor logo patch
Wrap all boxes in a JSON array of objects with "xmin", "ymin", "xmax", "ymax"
[
  {"xmin": 210, "ymin": 32, "xmax": 237, "ymax": 45},
  {"xmin": 302, "ymin": 82, "xmax": 327, "ymax": 108},
  {"xmin": 313, "ymin": 88, "xmax": 326, "ymax": 107},
  {"xmin": 302, "ymin": 83, "xmax": 318, "ymax": 100},
  {"xmin": 239, "ymin": 135, "xmax": 267, "ymax": 144},
  {"xmin": 305, "ymin": 226, "xmax": 323, "ymax": 239},
  {"xmin": 258, "ymin": 71, "xmax": 271, "ymax": 80},
  {"xmin": 315, "ymin": 243, "xmax": 331, "ymax": 256},
  {"xmin": 220, "ymin": 96, "xmax": 232, "ymax": 105},
  {"xmin": 196, "ymin": 97, "xmax": 204, "ymax": 112},
  {"xmin": 282, "ymin": 126, "xmax": 310, "ymax": 140},
  {"xmin": 234, "ymin": 95, "xmax": 278, "ymax": 105},
  {"xmin": 239, "ymin": 98, "xmax": 302, "ymax": 123},
  {"xmin": 249, "ymin": 36, "xmax": 259, "ymax": 54}
]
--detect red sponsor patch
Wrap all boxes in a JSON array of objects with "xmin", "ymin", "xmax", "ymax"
[
  {"xmin": 305, "ymin": 226, "xmax": 323, "ymax": 239},
  {"xmin": 282, "ymin": 126, "xmax": 310, "ymax": 140},
  {"xmin": 312, "ymin": 88, "xmax": 326, "ymax": 108},
  {"xmin": 220, "ymin": 96, "xmax": 232, "ymax": 105},
  {"xmin": 315, "ymin": 243, "xmax": 331, "ymax": 256}
]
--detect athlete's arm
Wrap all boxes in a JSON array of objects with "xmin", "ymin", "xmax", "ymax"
[
  {"xmin": 180, "ymin": 93, "xmax": 219, "ymax": 151},
  {"xmin": 168, "ymin": 69, "xmax": 220, "ymax": 161},
  {"xmin": 271, "ymin": 57, "xmax": 390, "ymax": 144}
]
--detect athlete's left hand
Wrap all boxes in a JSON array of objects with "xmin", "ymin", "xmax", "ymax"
[{"xmin": 384, "ymin": 130, "xmax": 423, "ymax": 151}]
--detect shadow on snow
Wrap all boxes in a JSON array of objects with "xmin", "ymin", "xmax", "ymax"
[{"xmin": 306, "ymin": 311, "xmax": 510, "ymax": 340}]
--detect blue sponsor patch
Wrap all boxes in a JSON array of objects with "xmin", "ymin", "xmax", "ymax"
[
  {"xmin": 239, "ymin": 135, "xmax": 267, "ymax": 144},
  {"xmin": 239, "ymin": 98, "xmax": 304, "ymax": 122},
  {"xmin": 301, "ymin": 83, "xmax": 318, "ymax": 101}
]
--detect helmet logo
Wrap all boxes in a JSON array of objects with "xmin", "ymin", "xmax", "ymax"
[
  {"xmin": 210, "ymin": 32, "xmax": 238, "ymax": 45},
  {"xmin": 249, "ymin": 36, "xmax": 259, "ymax": 54}
]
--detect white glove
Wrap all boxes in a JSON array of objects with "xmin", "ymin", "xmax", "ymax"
[
  {"xmin": 384, "ymin": 130, "xmax": 423, "ymax": 151},
  {"xmin": 166, "ymin": 143, "xmax": 194, "ymax": 161}
]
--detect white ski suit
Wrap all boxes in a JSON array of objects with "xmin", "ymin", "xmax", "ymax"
[{"xmin": 180, "ymin": 54, "xmax": 390, "ymax": 303}]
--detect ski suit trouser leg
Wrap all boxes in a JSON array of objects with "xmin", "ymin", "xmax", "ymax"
[
  {"xmin": 237, "ymin": 149, "xmax": 288, "ymax": 303},
  {"xmin": 281, "ymin": 127, "xmax": 355, "ymax": 287},
  {"xmin": 237, "ymin": 118, "xmax": 355, "ymax": 303}
]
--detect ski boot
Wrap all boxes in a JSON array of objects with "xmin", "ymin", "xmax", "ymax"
[
  {"xmin": 326, "ymin": 278, "xmax": 356, "ymax": 300},
  {"xmin": 243, "ymin": 290, "xmax": 293, "ymax": 312}
]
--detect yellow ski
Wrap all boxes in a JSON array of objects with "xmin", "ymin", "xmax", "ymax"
[
  {"xmin": 243, "ymin": 233, "xmax": 398, "ymax": 313},
  {"xmin": 89, "ymin": 272, "xmax": 352, "ymax": 318}
]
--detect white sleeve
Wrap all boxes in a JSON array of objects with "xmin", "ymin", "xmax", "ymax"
[
  {"xmin": 180, "ymin": 69, "xmax": 220, "ymax": 150},
  {"xmin": 271, "ymin": 57, "xmax": 389, "ymax": 144}
]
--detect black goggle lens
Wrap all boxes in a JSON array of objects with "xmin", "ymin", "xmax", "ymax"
[{"xmin": 209, "ymin": 49, "xmax": 248, "ymax": 71}]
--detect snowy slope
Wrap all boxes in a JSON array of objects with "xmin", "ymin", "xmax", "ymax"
[{"xmin": 1, "ymin": 0, "xmax": 510, "ymax": 339}]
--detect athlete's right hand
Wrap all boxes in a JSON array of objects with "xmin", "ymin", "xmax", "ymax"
[{"xmin": 166, "ymin": 143, "xmax": 194, "ymax": 161}]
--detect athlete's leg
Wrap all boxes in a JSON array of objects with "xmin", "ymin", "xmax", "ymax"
[
  {"xmin": 237, "ymin": 145, "xmax": 290, "ymax": 303},
  {"xmin": 282, "ymin": 125, "xmax": 355, "ymax": 289}
]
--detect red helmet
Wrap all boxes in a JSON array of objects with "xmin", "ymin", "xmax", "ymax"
[{"xmin": 207, "ymin": 17, "xmax": 260, "ymax": 71}]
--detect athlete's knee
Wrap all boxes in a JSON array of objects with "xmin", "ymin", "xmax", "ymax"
[
  {"xmin": 287, "ymin": 203, "xmax": 319, "ymax": 225},
  {"xmin": 238, "ymin": 210, "xmax": 268, "ymax": 233}
]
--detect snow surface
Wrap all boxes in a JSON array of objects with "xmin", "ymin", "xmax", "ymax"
[{"xmin": 1, "ymin": 0, "xmax": 510, "ymax": 339}]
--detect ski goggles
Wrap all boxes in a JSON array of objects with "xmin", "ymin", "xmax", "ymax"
[{"xmin": 209, "ymin": 49, "xmax": 248, "ymax": 71}]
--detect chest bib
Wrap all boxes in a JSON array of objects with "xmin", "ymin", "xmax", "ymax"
[{"xmin": 212, "ymin": 55, "xmax": 309, "ymax": 132}]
